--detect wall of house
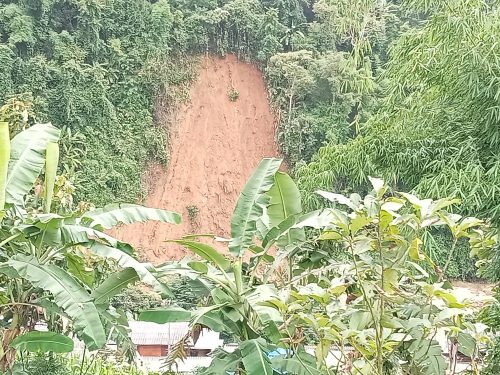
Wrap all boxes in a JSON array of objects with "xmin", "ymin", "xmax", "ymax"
[{"xmin": 137, "ymin": 345, "xmax": 168, "ymax": 357}]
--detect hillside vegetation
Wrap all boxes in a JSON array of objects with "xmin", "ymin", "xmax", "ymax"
[{"xmin": 1, "ymin": 0, "xmax": 500, "ymax": 374}]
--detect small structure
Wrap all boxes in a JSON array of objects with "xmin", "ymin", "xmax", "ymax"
[{"xmin": 129, "ymin": 321, "xmax": 222, "ymax": 358}]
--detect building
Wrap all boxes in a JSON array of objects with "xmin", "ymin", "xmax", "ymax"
[{"xmin": 129, "ymin": 321, "xmax": 223, "ymax": 358}]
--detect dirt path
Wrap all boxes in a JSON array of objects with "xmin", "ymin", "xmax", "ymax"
[{"xmin": 111, "ymin": 55, "xmax": 280, "ymax": 261}]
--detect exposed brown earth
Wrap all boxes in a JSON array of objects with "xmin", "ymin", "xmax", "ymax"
[{"xmin": 111, "ymin": 55, "xmax": 280, "ymax": 261}]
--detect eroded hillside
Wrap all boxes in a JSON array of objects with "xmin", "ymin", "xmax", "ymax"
[{"xmin": 111, "ymin": 55, "xmax": 280, "ymax": 260}]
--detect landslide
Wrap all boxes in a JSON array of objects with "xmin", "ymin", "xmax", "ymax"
[{"xmin": 112, "ymin": 55, "xmax": 280, "ymax": 260}]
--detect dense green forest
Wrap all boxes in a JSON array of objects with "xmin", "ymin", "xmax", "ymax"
[
  {"xmin": 1, "ymin": 0, "xmax": 500, "ymax": 374},
  {"xmin": 0, "ymin": 0, "xmax": 402, "ymax": 206}
]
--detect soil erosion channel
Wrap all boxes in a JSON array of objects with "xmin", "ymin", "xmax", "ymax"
[{"xmin": 112, "ymin": 55, "xmax": 280, "ymax": 260}]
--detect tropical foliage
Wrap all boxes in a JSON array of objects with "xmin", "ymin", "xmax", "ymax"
[
  {"xmin": 296, "ymin": 0, "xmax": 500, "ymax": 225},
  {"xmin": 0, "ymin": 121, "xmax": 180, "ymax": 370},
  {"xmin": 141, "ymin": 159, "xmax": 498, "ymax": 374},
  {"xmin": 0, "ymin": 0, "xmax": 184, "ymax": 205},
  {"xmin": 2, "ymin": 0, "xmax": 500, "ymax": 374}
]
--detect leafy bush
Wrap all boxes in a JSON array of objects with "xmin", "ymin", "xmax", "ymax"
[
  {"xmin": 482, "ymin": 339, "xmax": 500, "ymax": 375},
  {"xmin": 111, "ymin": 284, "xmax": 163, "ymax": 315},
  {"xmin": 8, "ymin": 354, "xmax": 157, "ymax": 375},
  {"xmin": 140, "ymin": 161, "xmax": 497, "ymax": 374},
  {"xmin": 228, "ymin": 87, "xmax": 240, "ymax": 102},
  {"xmin": 423, "ymin": 229, "xmax": 477, "ymax": 280},
  {"xmin": 14, "ymin": 354, "xmax": 69, "ymax": 375}
]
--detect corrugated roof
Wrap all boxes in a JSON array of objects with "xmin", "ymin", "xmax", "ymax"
[{"xmin": 129, "ymin": 321, "xmax": 190, "ymax": 346}]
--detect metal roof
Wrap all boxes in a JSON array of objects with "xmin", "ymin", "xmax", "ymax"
[{"xmin": 129, "ymin": 321, "xmax": 190, "ymax": 346}]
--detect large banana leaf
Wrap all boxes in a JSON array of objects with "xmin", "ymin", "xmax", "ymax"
[
  {"xmin": 83, "ymin": 204, "xmax": 181, "ymax": 229},
  {"xmin": 10, "ymin": 331, "xmax": 74, "ymax": 353},
  {"xmin": 171, "ymin": 240, "xmax": 230, "ymax": 270},
  {"xmin": 266, "ymin": 172, "xmax": 305, "ymax": 247},
  {"xmin": 240, "ymin": 338, "xmax": 273, "ymax": 375},
  {"xmin": 60, "ymin": 224, "xmax": 134, "ymax": 254},
  {"xmin": 89, "ymin": 242, "xmax": 172, "ymax": 297},
  {"xmin": 199, "ymin": 348, "xmax": 242, "ymax": 375},
  {"xmin": 6, "ymin": 123, "xmax": 60, "ymax": 206},
  {"xmin": 0, "ymin": 121, "xmax": 10, "ymax": 211},
  {"xmin": 229, "ymin": 158, "xmax": 282, "ymax": 257},
  {"xmin": 28, "ymin": 217, "xmax": 134, "ymax": 254},
  {"xmin": 139, "ymin": 307, "xmax": 193, "ymax": 323},
  {"xmin": 271, "ymin": 352, "xmax": 322, "ymax": 375},
  {"xmin": 267, "ymin": 172, "xmax": 302, "ymax": 226},
  {"xmin": 91, "ymin": 268, "xmax": 139, "ymax": 305},
  {"xmin": 0, "ymin": 255, "xmax": 106, "ymax": 350}
]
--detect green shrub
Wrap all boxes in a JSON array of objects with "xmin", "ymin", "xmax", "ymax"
[
  {"xmin": 481, "ymin": 337, "xmax": 500, "ymax": 375},
  {"xmin": 111, "ymin": 284, "xmax": 163, "ymax": 315},
  {"xmin": 228, "ymin": 87, "xmax": 239, "ymax": 102},
  {"xmin": 423, "ymin": 229, "xmax": 478, "ymax": 280},
  {"xmin": 11, "ymin": 354, "xmax": 70, "ymax": 375}
]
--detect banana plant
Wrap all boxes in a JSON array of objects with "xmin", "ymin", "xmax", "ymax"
[
  {"xmin": 141, "ymin": 164, "xmax": 498, "ymax": 375},
  {"xmin": 140, "ymin": 158, "xmax": 313, "ymax": 374},
  {"xmin": 0, "ymin": 122, "xmax": 181, "ymax": 370}
]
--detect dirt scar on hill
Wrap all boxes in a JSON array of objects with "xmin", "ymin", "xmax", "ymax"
[{"xmin": 110, "ymin": 54, "xmax": 281, "ymax": 261}]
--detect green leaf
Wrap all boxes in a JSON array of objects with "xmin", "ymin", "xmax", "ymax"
[
  {"xmin": 408, "ymin": 339, "xmax": 446, "ymax": 375},
  {"xmin": 199, "ymin": 348, "xmax": 242, "ymax": 375},
  {"xmin": 409, "ymin": 238, "xmax": 424, "ymax": 261},
  {"xmin": 187, "ymin": 261, "xmax": 209, "ymax": 273},
  {"xmin": 0, "ymin": 255, "xmax": 106, "ymax": 350},
  {"xmin": 433, "ymin": 289, "xmax": 466, "ymax": 308},
  {"xmin": 196, "ymin": 310, "xmax": 242, "ymax": 336},
  {"xmin": 383, "ymin": 268, "xmax": 399, "ymax": 292},
  {"xmin": 60, "ymin": 224, "xmax": 134, "ymax": 255},
  {"xmin": 89, "ymin": 242, "xmax": 172, "ymax": 297},
  {"xmin": 43, "ymin": 142, "xmax": 59, "ymax": 213},
  {"xmin": 229, "ymin": 158, "xmax": 282, "ymax": 257},
  {"xmin": 261, "ymin": 215, "xmax": 299, "ymax": 249},
  {"xmin": 6, "ymin": 123, "xmax": 61, "ymax": 206},
  {"xmin": 91, "ymin": 268, "xmax": 139, "ymax": 305},
  {"xmin": 0, "ymin": 121, "xmax": 10, "ymax": 211},
  {"xmin": 368, "ymin": 177, "xmax": 386, "ymax": 197},
  {"xmin": 266, "ymin": 172, "xmax": 305, "ymax": 247},
  {"xmin": 240, "ymin": 338, "xmax": 273, "ymax": 375},
  {"xmin": 316, "ymin": 190, "xmax": 357, "ymax": 210},
  {"xmin": 267, "ymin": 172, "xmax": 302, "ymax": 224},
  {"xmin": 350, "ymin": 213, "xmax": 372, "ymax": 235},
  {"xmin": 457, "ymin": 332, "xmax": 476, "ymax": 357},
  {"xmin": 66, "ymin": 252, "xmax": 94, "ymax": 287},
  {"xmin": 349, "ymin": 311, "xmax": 372, "ymax": 330},
  {"xmin": 271, "ymin": 352, "xmax": 322, "ymax": 375},
  {"xmin": 83, "ymin": 204, "xmax": 181, "ymax": 229},
  {"xmin": 171, "ymin": 240, "xmax": 230, "ymax": 270},
  {"xmin": 139, "ymin": 307, "xmax": 193, "ymax": 323},
  {"xmin": 10, "ymin": 331, "xmax": 74, "ymax": 353}
]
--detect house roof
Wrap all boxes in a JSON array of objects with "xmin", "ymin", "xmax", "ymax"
[
  {"xmin": 193, "ymin": 330, "xmax": 224, "ymax": 350},
  {"xmin": 129, "ymin": 321, "xmax": 190, "ymax": 346}
]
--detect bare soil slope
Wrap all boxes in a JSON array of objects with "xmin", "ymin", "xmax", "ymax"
[{"xmin": 112, "ymin": 55, "xmax": 280, "ymax": 260}]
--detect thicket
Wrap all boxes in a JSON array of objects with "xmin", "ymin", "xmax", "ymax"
[
  {"xmin": 1, "ymin": 111, "xmax": 499, "ymax": 373},
  {"xmin": 0, "ymin": 0, "xmax": 181, "ymax": 205},
  {"xmin": 295, "ymin": 0, "xmax": 500, "ymax": 224},
  {"xmin": 1, "ymin": 0, "xmax": 499, "ymax": 280},
  {"xmin": 140, "ymin": 160, "xmax": 499, "ymax": 374},
  {"xmin": 0, "ymin": 0, "xmax": 407, "ymax": 205}
]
